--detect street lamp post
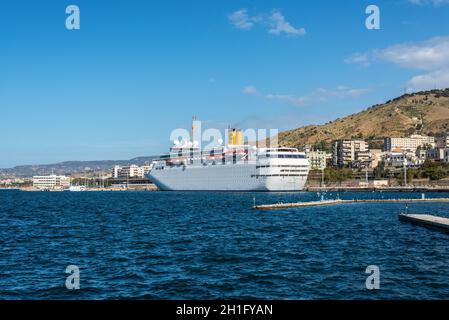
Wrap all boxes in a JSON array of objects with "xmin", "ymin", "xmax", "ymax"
[
  {"xmin": 403, "ymin": 156, "xmax": 408, "ymax": 187},
  {"xmin": 365, "ymin": 165, "xmax": 368, "ymax": 185},
  {"xmin": 321, "ymin": 168, "xmax": 325, "ymax": 188}
]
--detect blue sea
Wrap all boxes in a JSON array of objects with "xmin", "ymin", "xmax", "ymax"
[{"xmin": 1, "ymin": 189, "xmax": 449, "ymax": 300}]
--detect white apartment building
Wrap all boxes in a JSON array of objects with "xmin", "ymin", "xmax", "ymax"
[
  {"xmin": 111, "ymin": 165, "xmax": 152, "ymax": 179},
  {"xmin": 33, "ymin": 175, "xmax": 71, "ymax": 189},
  {"xmin": 384, "ymin": 134, "xmax": 435, "ymax": 152},
  {"xmin": 382, "ymin": 152, "xmax": 423, "ymax": 167},
  {"xmin": 112, "ymin": 165, "xmax": 121, "ymax": 179}
]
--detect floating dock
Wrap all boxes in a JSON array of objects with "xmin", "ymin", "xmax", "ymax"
[
  {"xmin": 399, "ymin": 213, "xmax": 449, "ymax": 233},
  {"xmin": 253, "ymin": 198, "xmax": 449, "ymax": 210}
]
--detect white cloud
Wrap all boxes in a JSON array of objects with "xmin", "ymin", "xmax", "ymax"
[
  {"xmin": 311, "ymin": 86, "xmax": 372, "ymax": 101},
  {"xmin": 228, "ymin": 9, "xmax": 305, "ymax": 37},
  {"xmin": 407, "ymin": 69, "xmax": 449, "ymax": 91},
  {"xmin": 243, "ymin": 85, "xmax": 371, "ymax": 106},
  {"xmin": 346, "ymin": 36, "xmax": 449, "ymax": 91},
  {"xmin": 374, "ymin": 36, "xmax": 449, "ymax": 70},
  {"xmin": 242, "ymin": 86, "xmax": 259, "ymax": 95},
  {"xmin": 268, "ymin": 10, "xmax": 306, "ymax": 37},
  {"xmin": 346, "ymin": 37, "xmax": 449, "ymax": 70},
  {"xmin": 265, "ymin": 93, "xmax": 308, "ymax": 106},
  {"xmin": 408, "ymin": 0, "xmax": 449, "ymax": 6},
  {"xmin": 344, "ymin": 53, "xmax": 370, "ymax": 67},
  {"xmin": 228, "ymin": 9, "xmax": 258, "ymax": 30}
]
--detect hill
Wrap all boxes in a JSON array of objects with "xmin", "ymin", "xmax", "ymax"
[
  {"xmin": 0, "ymin": 156, "xmax": 157, "ymax": 178},
  {"xmin": 278, "ymin": 88, "xmax": 449, "ymax": 151}
]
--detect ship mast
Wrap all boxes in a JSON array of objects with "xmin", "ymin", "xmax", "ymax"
[{"xmin": 191, "ymin": 115, "xmax": 197, "ymax": 143}]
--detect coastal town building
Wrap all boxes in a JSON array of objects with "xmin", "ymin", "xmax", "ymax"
[
  {"xmin": 352, "ymin": 150, "xmax": 372, "ymax": 168},
  {"xmin": 332, "ymin": 139, "xmax": 369, "ymax": 167},
  {"xmin": 381, "ymin": 152, "xmax": 423, "ymax": 168},
  {"xmin": 426, "ymin": 147, "xmax": 445, "ymax": 161},
  {"xmin": 384, "ymin": 135, "xmax": 435, "ymax": 153},
  {"xmin": 32, "ymin": 175, "xmax": 71, "ymax": 189},
  {"xmin": 437, "ymin": 133, "xmax": 449, "ymax": 148},
  {"xmin": 111, "ymin": 165, "xmax": 152, "ymax": 179},
  {"xmin": 0, "ymin": 178, "xmax": 32, "ymax": 187},
  {"xmin": 369, "ymin": 149, "xmax": 383, "ymax": 168},
  {"xmin": 306, "ymin": 150, "xmax": 327, "ymax": 170},
  {"xmin": 112, "ymin": 165, "xmax": 121, "ymax": 179}
]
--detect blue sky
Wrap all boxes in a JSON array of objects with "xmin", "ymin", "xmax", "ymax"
[{"xmin": 1, "ymin": 0, "xmax": 449, "ymax": 167}]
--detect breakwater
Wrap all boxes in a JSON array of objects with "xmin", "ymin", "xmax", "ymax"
[{"xmin": 254, "ymin": 197, "xmax": 449, "ymax": 210}]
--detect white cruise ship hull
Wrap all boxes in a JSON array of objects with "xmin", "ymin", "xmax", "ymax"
[{"xmin": 148, "ymin": 161, "xmax": 308, "ymax": 192}]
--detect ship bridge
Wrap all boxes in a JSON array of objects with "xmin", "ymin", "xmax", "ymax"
[{"xmin": 255, "ymin": 147, "xmax": 309, "ymax": 180}]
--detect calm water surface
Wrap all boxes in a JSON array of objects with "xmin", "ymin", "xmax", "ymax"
[{"xmin": 1, "ymin": 190, "xmax": 449, "ymax": 299}]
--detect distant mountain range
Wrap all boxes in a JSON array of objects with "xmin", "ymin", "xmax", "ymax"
[
  {"xmin": 278, "ymin": 88, "xmax": 449, "ymax": 151},
  {"xmin": 0, "ymin": 156, "xmax": 157, "ymax": 178}
]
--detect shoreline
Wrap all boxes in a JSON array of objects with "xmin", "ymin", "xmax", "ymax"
[
  {"xmin": 2, "ymin": 186, "xmax": 449, "ymax": 192},
  {"xmin": 0, "ymin": 187, "xmax": 158, "ymax": 192},
  {"xmin": 305, "ymin": 186, "xmax": 449, "ymax": 192}
]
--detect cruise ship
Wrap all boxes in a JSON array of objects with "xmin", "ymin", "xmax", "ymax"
[{"xmin": 148, "ymin": 125, "xmax": 310, "ymax": 192}]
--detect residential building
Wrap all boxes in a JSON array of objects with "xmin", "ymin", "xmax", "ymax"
[
  {"xmin": 437, "ymin": 133, "xmax": 449, "ymax": 148},
  {"xmin": 0, "ymin": 178, "xmax": 31, "ymax": 186},
  {"xmin": 306, "ymin": 150, "xmax": 327, "ymax": 170},
  {"xmin": 111, "ymin": 165, "xmax": 152, "ymax": 179},
  {"xmin": 353, "ymin": 151, "xmax": 371, "ymax": 168},
  {"xmin": 370, "ymin": 149, "xmax": 383, "ymax": 168},
  {"xmin": 384, "ymin": 134, "xmax": 435, "ymax": 153},
  {"xmin": 112, "ymin": 165, "xmax": 121, "ymax": 179},
  {"xmin": 332, "ymin": 139, "xmax": 369, "ymax": 167},
  {"xmin": 426, "ymin": 148, "xmax": 445, "ymax": 161},
  {"xmin": 33, "ymin": 175, "xmax": 71, "ymax": 189},
  {"xmin": 381, "ymin": 152, "xmax": 423, "ymax": 168}
]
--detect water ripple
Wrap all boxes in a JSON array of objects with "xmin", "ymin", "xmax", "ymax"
[{"xmin": 1, "ymin": 190, "xmax": 449, "ymax": 299}]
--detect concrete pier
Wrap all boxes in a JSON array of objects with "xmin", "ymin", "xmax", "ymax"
[
  {"xmin": 253, "ymin": 198, "xmax": 449, "ymax": 210},
  {"xmin": 399, "ymin": 213, "xmax": 449, "ymax": 233}
]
